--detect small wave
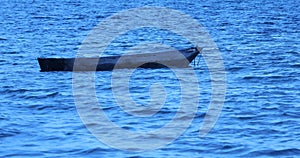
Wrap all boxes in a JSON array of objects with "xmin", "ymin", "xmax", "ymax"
[
  {"xmin": 236, "ymin": 115, "xmax": 255, "ymax": 120},
  {"xmin": 0, "ymin": 129, "xmax": 21, "ymax": 138},
  {"xmin": 32, "ymin": 16, "xmax": 54, "ymax": 20},
  {"xmin": 290, "ymin": 63, "xmax": 300, "ymax": 68},
  {"xmin": 246, "ymin": 148, "xmax": 300, "ymax": 157},
  {"xmin": 36, "ymin": 105, "xmax": 57, "ymax": 111},
  {"xmin": 263, "ymin": 21, "xmax": 275, "ymax": 25},
  {"xmin": 286, "ymin": 51, "xmax": 299, "ymax": 55},
  {"xmin": 77, "ymin": 147, "xmax": 113, "ymax": 154},
  {"xmin": 227, "ymin": 66, "xmax": 245, "ymax": 72},
  {"xmin": 22, "ymin": 92, "xmax": 60, "ymax": 99},
  {"xmin": 242, "ymin": 76, "xmax": 264, "ymax": 80},
  {"xmin": 2, "ymin": 152, "xmax": 44, "ymax": 157},
  {"xmin": 46, "ymin": 92, "xmax": 60, "ymax": 97},
  {"xmin": 261, "ymin": 107, "xmax": 279, "ymax": 111},
  {"xmin": 242, "ymin": 75, "xmax": 286, "ymax": 80},
  {"xmin": 5, "ymin": 88, "xmax": 30, "ymax": 93},
  {"xmin": 282, "ymin": 112, "xmax": 299, "ymax": 118}
]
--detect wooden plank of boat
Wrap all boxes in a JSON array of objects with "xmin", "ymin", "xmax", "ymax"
[{"xmin": 38, "ymin": 47, "xmax": 202, "ymax": 72}]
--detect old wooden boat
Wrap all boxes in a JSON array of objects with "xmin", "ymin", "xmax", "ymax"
[{"xmin": 38, "ymin": 47, "xmax": 202, "ymax": 71}]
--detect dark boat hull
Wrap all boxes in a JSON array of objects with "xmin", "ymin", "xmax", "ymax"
[{"xmin": 38, "ymin": 47, "xmax": 201, "ymax": 71}]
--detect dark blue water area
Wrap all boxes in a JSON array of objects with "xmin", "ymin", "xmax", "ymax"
[{"xmin": 1, "ymin": 0, "xmax": 300, "ymax": 157}]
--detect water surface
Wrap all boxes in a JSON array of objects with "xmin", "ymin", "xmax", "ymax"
[{"xmin": 0, "ymin": 0, "xmax": 299, "ymax": 157}]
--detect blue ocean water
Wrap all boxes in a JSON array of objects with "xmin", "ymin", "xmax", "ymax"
[{"xmin": 1, "ymin": 0, "xmax": 299, "ymax": 157}]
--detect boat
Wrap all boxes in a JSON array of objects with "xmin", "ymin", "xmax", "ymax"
[{"xmin": 38, "ymin": 46, "xmax": 202, "ymax": 71}]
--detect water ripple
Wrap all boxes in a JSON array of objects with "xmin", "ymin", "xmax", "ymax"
[{"xmin": 0, "ymin": 0, "xmax": 299, "ymax": 157}]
